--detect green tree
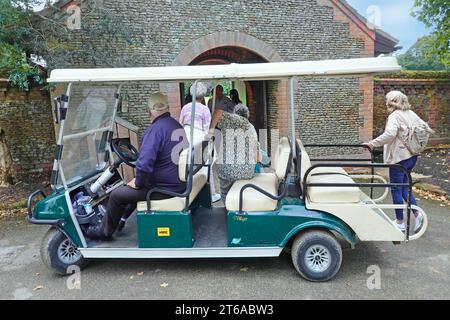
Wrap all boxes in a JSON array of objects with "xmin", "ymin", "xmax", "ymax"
[
  {"xmin": 0, "ymin": 0, "xmax": 137, "ymax": 184},
  {"xmin": 0, "ymin": 0, "xmax": 45, "ymax": 90},
  {"xmin": 397, "ymin": 35, "xmax": 449, "ymax": 70},
  {"xmin": 413, "ymin": 0, "xmax": 450, "ymax": 66},
  {"xmin": 0, "ymin": 0, "xmax": 139, "ymax": 90}
]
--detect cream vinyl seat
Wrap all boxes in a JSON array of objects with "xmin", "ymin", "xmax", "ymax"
[
  {"xmin": 137, "ymin": 144, "xmax": 208, "ymax": 212},
  {"xmin": 225, "ymin": 137, "xmax": 292, "ymax": 212},
  {"xmin": 297, "ymin": 139, "xmax": 360, "ymax": 204}
]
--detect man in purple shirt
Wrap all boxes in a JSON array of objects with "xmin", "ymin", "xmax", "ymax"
[{"xmin": 87, "ymin": 93, "xmax": 187, "ymax": 240}]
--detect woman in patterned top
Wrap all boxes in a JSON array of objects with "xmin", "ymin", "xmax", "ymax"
[{"xmin": 216, "ymin": 109, "xmax": 258, "ymax": 200}]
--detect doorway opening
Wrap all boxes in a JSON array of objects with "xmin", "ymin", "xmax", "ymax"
[{"xmin": 179, "ymin": 46, "xmax": 269, "ymax": 135}]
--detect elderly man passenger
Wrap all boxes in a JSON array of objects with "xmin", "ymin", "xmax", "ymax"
[
  {"xmin": 365, "ymin": 90, "xmax": 433, "ymax": 233},
  {"xmin": 87, "ymin": 92, "xmax": 187, "ymax": 240}
]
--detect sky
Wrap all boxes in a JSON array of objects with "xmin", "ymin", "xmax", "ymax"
[
  {"xmin": 34, "ymin": 0, "xmax": 432, "ymax": 54},
  {"xmin": 346, "ymin": 0, "xmax": 433, "ymax": 53}
]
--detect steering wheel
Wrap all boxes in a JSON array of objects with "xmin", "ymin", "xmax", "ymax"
[{"xmin": 111, "ymin": 139, "xmax": 139, "ymax": 168}]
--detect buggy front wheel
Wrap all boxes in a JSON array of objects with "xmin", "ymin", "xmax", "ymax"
[
  {"xmin": 40, "ymin": 227, "xmax": 89, "ymax": 275},
  {"xmin": 291, "ymin": 229, "xmax": 342, "ymax": 282}
]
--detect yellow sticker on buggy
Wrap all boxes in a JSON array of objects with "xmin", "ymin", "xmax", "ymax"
[{"xmin": 157, "ymin": 227, "xmax": 170, "ymax": 237}]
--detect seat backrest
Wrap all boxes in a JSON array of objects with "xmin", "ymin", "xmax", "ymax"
[
  {"xmin": 178, "ymin": 141, "xmax": 206, "ymax": 182},
  {"xmin": 178, "ymin": 148, "xmax": 189, "ymax": 182},
  {"xmin": 275, "ymin": 137, "xmax": 292, "ymax": 180},
  {"xmin": 296, "ymin": 139, "xmax": 312, "ymax": 185}
]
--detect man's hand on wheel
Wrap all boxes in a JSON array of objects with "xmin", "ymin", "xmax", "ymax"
[{"xmin": 127, "ymin": 178, "xmax": 137, "ymax": 189}]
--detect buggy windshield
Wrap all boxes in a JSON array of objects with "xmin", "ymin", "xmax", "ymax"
[{"xmin": 57, "ymin": 84, "xmax": 119, "ymax": 188}]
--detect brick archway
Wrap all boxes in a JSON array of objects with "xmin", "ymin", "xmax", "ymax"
[
  {"xmin": 172, "ymin": 31, "xmax": 282, "ymax": 67},
  {"xmin": 163, "ymin": 32, "xmax": 284, "ymax": 125}
]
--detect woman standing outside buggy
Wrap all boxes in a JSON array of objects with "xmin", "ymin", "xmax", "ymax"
[{"xmin": 365, "ymin": 91, "xmax": 433, "ymax": 232}]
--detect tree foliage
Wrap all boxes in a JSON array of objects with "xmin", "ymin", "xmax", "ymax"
[
  {"xmin": 0, "ymin": 0, "xmax": 138, "ymax": 90},
  {"xmin": 0, "ymin": 0, "xmax": 45, "ymax": 90},
  {"xmin": 413, "ymin": 0, "xmax": 450, "ymax": 66},
  {"xmin": 397, "ymin": 35, "xmax": 449, "ymax": 70}
]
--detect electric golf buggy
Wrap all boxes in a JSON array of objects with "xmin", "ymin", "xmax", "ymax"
[{"xmin": 27, "ymin": 57, "xmax": 428, "ymax": 282}]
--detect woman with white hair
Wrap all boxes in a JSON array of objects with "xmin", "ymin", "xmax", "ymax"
[
  {"xmin": 179, "ymin": 82, "xmax": 211, "ymax": 145},
  {"xmin": 365, "ymin": 90, "xmax": 433, "ymax": 232},
  {"xmin": 179, "ymin": 82, "xmax": 221, "ymax": 203}
]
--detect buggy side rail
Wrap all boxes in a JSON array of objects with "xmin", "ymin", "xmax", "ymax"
[
  {"xmin": 146, "ymin": 140, "xmax": 209, "ymax": 212},
  {"xmin": 303, "ymin": 144, "xmax": 376, "ymax": 197},
  {"xmin": 238, "ymin": 138, "xmax": 294, "ymax": 213},
  {"xmin": 303, "ymin": 163, "xmax": 415, "ymax": 241},
  {"xmin": 238, "ymin": 173, "xmax": 291, "ymax": 214}
]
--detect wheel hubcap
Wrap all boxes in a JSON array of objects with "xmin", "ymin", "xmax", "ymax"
[
  {"xmin": 305, "ymin": 244, "xmax": 331, "ymax": 273},
  {"xmin": 57, "ymin": 239, "xmax": 82, "ymax": 264}
]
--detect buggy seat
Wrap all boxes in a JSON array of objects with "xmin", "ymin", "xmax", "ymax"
[
  {"xmin": 297, "ymin": 139, "xmax": 360, "ymax": 203},
  {"xmin": 225, "ymin": 137, "xmax": 292, "ymax": 212},
  {"xmin": 137, "ymin": 142, "xmax": 208, "ymax": 212}
]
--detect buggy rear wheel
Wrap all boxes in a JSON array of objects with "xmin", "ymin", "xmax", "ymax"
[
  {"xmin": 40, "ymin": 227, "xmax": 89, "ymax": 275},
  {"xmin": 291, "ymin": 229, "xmax": 342, "ymax": 282}
]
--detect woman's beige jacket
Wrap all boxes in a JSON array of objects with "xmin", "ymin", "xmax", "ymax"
[{"xmin": 369, "ymin": 110, "xmax": 431, "ymax": 164}]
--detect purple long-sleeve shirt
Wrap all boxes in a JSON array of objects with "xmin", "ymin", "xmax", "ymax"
[{"xmin": 135, "ymin": 112, "xmax": 188, "ymax": 192}]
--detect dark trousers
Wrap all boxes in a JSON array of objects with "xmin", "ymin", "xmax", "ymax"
[
  {"xmin": 389, "ymin": 156, "xmax": 418, "ymax": 220},
  {"xmin": 100, "ymin": 185, "xmax": 171, "ymax": 237}
]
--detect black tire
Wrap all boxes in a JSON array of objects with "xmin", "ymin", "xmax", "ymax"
[
  {"xmin": 40, "ymin": 227, "xmax": 89, "ymax": 275},
  {"xmin": 291, "ymin": 229, "xmax": 342, "ymax": 282}
]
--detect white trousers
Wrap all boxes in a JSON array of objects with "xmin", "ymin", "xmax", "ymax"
[{"xmin": 183, "ymin": 126, "xmax": 219, "ymax": 195}]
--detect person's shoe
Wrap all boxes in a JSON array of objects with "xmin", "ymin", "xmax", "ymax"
[
  {"xmin": 211, "ymin": 193, "xmax": 221, "ymax": 203},
  {"xmin": 117, "ymin": 217, "xmax": 127, "ymax": 232},
  {"xmin": 392, "ymin": 220, "xmax": 406, "ymax": 232},
  {"xmin": 414, "ymin": 211, "xmax": 424, "ymax": 232},
  {"xmin": 86, "ymin": 225, "xmax": 112, "ymax": 241}
]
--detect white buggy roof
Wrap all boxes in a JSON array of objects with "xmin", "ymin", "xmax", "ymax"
[{"xmin": 47, "ymin": 57, "xmax": 401, "ymax": 83}]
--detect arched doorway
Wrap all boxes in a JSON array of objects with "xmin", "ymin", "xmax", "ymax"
[
  {"xmin": 182, "ymin": 46, "xmax": 268, "ymax": 132},
  {"xmin": 161, "ymin": 31, "xmax": 285, "ymax": 139}
]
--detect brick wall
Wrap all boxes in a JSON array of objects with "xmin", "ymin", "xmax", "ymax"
[
  {"xmin": 47, "ymin": 0, "xmax": 376, "ymax": 149},
  {"xmin": 374, "ymin": 78, "xmax": 450, "ymax": 145},
  {"xmin": 0, "ymin": 83, "xmax": 55, "ymax": 179}
]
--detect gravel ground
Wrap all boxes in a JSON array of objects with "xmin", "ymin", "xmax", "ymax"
[
  {"xmin": 0, "ymin": 199, "xmax": 449, "ymax": 300},
  {"xmin": 414, "ymin": 147, "xmax": 449, "ymax": 195}
]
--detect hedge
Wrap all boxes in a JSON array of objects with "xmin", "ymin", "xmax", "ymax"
[{"xmin": 375, "ymin": 71, "xmax": 450, "ymax": 81}]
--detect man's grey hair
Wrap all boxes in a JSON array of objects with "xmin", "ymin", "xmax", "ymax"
[
  {"xmin": 148, "ymin": 92, "xmax": 169, "ymax": 112},
  {"xmin": 386, "ymin": 90, "xmax": 411, "ymax": 111},
  {"xmin": 190, "ymin": 82, "xmax": 208, "ymax": 100}
]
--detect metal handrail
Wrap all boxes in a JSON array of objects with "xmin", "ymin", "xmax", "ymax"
[
  {"xmin": 303, "ymin": 143, "xmax": 375, "ymax": 197},
  {"xmin": 146, "ymin": 141, "xmax": 209, "ymax": 213},
  {"xmin": 238, "ymin": 138, "xmax": 294, "ymax": 213},
  {"xmin": 303, "ymin": 163, "xmax": 414, "ymax": 241}
]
